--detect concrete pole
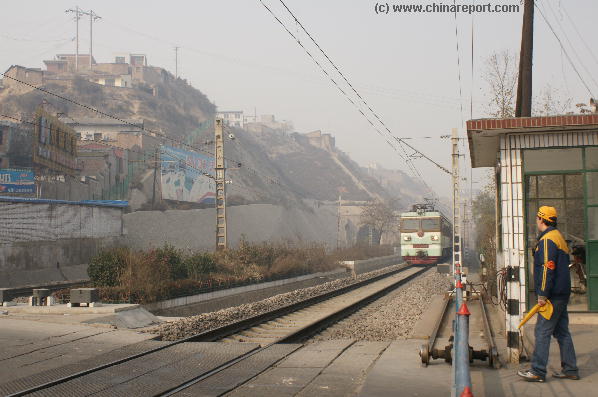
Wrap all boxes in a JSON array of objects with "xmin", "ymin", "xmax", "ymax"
[
  {"xmin": 215, "ymin": 119, "xmax": 227, "ymax": 250},
  {"xmin": 89, "ymin": 11, "xmax": 93, "ymax": 70},
  {"xmin": 76, "ymin": 6, "xmax": 79, "ymax": 72}
]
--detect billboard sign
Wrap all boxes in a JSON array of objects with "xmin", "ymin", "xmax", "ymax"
[
  {"xmin": 33, "ymin": 109, "xmax": 78, "ymax": 175},
  {"xmin": 0, "ymin": 169, "xmax": 35, "ymax": 194},
  {"xmin": 160, "ymin": 145, "xmax": 216, "ymax": 204}
]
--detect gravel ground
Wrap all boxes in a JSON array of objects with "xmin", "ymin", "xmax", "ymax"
[
  {"xmin": 150, "ymin": 264, "xmax": 407, "ymax": 341},
  {"xmin": 312, "ymin": 271, "xmax": 451, "ymax": 341}
]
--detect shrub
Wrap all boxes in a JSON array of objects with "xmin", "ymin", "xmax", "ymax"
[
  {"xmin": 147, "ymin": 244, "xmax": 187, "ymax": 281},
  {"xmin": 88, "ymin": 247, "xmax": 130, "ymax": 287},
  {"xmin": 185, "ymin": 252, "xmax": 217, "ymax": 280}
]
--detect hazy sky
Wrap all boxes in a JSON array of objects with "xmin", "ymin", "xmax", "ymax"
[{"xmin": 2, "ymin": 0, "xmax": 597, "ymax": 195}]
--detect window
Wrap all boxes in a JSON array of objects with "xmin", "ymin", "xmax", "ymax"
[
  {"xmin": 400, "ymin": 218, "xmax": 419, "ymax": 231},
  {"xmin": 524, "ymin": 148, "xmax": 583, "ymax": 172},
  {"xmin": 105, "ymin": 78, "xmax": 115, "ymax": 87},
  {"xmin": 93, "ymin": 133, "xmax": 102, "ymax": 141},
  {"xmin": 0, "ymin": 129, "xmax": 3, "ymax": 145},
  {"xmin": 422, "ymin": 218, "xmax": 440, "ymax": 231}
]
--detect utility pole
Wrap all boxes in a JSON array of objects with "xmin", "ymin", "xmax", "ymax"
[
  {"xmin": 451, "ymin": 128, "xmax": 461, "ymax": 276},
  {"xmin": 152, "ymin": 147, "xmax": 160, "ymax": 208},
  {"xmin": 65, "ymin": 6, "xmax": 84, "ymax": 72},
  {"xmin": 336, "ymin": 191, "xmax": 342, "ymax": 249},
  {"xmin": 515, "ymin": 0, "xmax": 534, "ymax": 117},
  {"xmin": 81, "ymin": 9, "xmax": 101, "ymax": 70},
  {"xmin": 174, "ymin": 46, "xmax": 179, "ymax": 78},
  {"xmin": 215, "ymin": 119, "xmax": 227, "ymax": 250}
]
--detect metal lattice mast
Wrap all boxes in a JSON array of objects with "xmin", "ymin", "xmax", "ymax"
[
  {"xmin": 215, "ymin": 119, "xmax": 227, "ymax": 250},
  {"xmin": 452, "ymin": 128, "xmax": 462, "ymax": 275}
]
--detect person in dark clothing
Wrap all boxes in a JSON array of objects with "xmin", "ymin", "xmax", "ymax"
[{"xmin": 517, "ymin": 206, "xmax": 579, "ymax": 382}]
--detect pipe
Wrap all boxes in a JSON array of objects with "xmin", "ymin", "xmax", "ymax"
[{"xmin": 455, "ymin": 302, "xmax": 472, "ymax": 396}]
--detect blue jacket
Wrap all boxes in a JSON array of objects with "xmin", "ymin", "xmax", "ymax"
[{"xmin": 533, "ymin": 227, "xmax": 571, "ymax": 300}]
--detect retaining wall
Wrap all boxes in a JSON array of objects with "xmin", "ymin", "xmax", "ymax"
[
  {"xmin": 144, "ymin": 269, "xmax": 345, "ymax": 313},
  {"xmin": 0, "ymin": 197, "xmax": 126, "ymax": 288},
  {"xmin": 344, "ymin": 254, "xmax": 403, "ymax": 274},
  {"xmin": 147, "ymin": 254, "xmax": 404, "ymax": 316},
  {"xmin": 123, "ymin": 203, "xmax": 339, "ymax": 251}
]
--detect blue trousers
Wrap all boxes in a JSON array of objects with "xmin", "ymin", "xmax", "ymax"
[{"xmin": 531, "ymin": 298, "xmax": 578, "ymax": 378}]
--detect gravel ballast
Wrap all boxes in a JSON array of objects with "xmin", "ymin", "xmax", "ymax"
[
  {"xmin": 151, "ymin": 264, "xmax": 407, "ymax": 341},
  {"xmin": 312, "ymin": 271, "xmax": 452, "ymax": 341}
]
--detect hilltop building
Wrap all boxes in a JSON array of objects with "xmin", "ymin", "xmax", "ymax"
[
  {"xmin": 216, "ymin": 111, "xmax": 244, "ymax": 128},
  {"xmin": 305, "ymin": 130, "xmax": 336, "ymax": 151},
  {"xmin": 1, "ymin": 53, "xmax": 173, "ymax": 94}
]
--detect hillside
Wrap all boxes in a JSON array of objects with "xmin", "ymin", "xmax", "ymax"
[{"xmin": 0, "ymin": 70, "xmax": 427, "ymax": 207}]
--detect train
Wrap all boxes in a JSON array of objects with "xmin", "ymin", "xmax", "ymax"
[{"xmin": 399, "ymin": 203, "xmax": 452, "ymax": 266}]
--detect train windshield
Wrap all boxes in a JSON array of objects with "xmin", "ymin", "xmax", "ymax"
[
  {"xmin": 401, "ymin": 218, "xmax": 420, "ymax": 231},
  {"xmin": 421, "ymin": 218, "xmax": 440, "ymax": 231}
]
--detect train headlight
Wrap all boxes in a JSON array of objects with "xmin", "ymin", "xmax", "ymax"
[
  {"xmin": 403, "ymin": 236, "xmax": 411, "ymax": 241},
  {"xmin": 431, "ymin": 235, "xmax": 439, "ymax": 241}
]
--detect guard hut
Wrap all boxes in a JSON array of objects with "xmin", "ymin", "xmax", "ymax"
[{"xmin": 467, "ymin": 113, "xmax": 598, "ymax": 362}]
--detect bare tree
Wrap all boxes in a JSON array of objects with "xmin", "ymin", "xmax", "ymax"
[
  {"xmin": 533, "ymin": 84, "xmax": 573, "ymax": 116},
  {"xmin": 483, "ymin": 50, "xmax": 518, "ymax": 118},
  {"xmin": 360, "ymin": 199, "xmax": 399, "ymax": 245}
]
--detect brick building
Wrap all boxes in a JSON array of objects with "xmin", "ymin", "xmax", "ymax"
[{"xmin": 468, "ymin": 113, "xmax": 598, "ymax": 362}]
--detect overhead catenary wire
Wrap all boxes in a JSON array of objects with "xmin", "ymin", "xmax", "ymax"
[
  {"xmin": 452, "ymin": 0, "xmax": 465, "ymax": 128},
  {"xmin": 270, "ymin": 0, "xmax": 451, "ymax": 181},
  {"xmin": 542, "ymin": 0, "xmax": 598, "ymax": 94},
  {"xmin": 560, "ymin": 4, "xmax": 598, "ymax": 70},
  {"xmin": 534, "ymin": 3, "xmax": 596, "ymax": 98}
]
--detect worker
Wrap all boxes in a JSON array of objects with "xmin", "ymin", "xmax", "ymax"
[{"xmin": 518, "ymin": 206, "xmax": 579, "ymax": 382}]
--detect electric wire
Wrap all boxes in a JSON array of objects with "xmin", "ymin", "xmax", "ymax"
[
  {"xmin": 260, "ymin": 0, "xmax": 443, "ymax": 200},
  {"xmin": 0, "ymin": 72, "xmax": 292, "ymax": 189},
  {"xmin": 542, "ymin": 0, "xmax": 598, "ymax": 94},
  {"xmin": 534, "ymin": 3, "xmax": 596, "ymax": 98},
  {"xmin": 452, "ymin": 0, "xmax": 465, "ymax": 127},
  {"xmin": 560, "ymin": 4, "xmax": 598, "ymax": 69},
  {"xmin": 271, "ymin": 0, "xmax": 451, "ymax": 179}
]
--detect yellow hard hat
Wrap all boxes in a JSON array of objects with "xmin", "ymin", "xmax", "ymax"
[{"xmin": 537, "ymin": 206, "xmax": 557, "ymax": 223}]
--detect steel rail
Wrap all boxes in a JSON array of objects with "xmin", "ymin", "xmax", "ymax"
[
  {"xmin": 479, "ymin": 293, "xmax": 501, "ymax": 369},
  {"xmin": 6, "ymin": 263, "xmax": 420, "ymax": 397},
  {"xmin": 158, "ymin": 266, "xmax": 430, "ymax": 396}
]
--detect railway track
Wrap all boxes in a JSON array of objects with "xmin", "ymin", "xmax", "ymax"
[{"xmin": 2, "ymin": 264, "xmax": 429, "ymax": 397}]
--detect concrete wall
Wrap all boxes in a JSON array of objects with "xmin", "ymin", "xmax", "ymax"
[
  {"xmin": 145, "ymin": 268, "xmax": 345, "ymax": 313},
  {"xmin": 0, "ymin": 199, "xmax": 125, "ymax": 287},
  {"xmin": 123, "ymin": 203, "xmax": 339, "ymax": 251}
]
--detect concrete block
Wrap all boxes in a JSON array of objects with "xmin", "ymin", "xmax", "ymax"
[
  {"xmin": 2, "ymin": 301, "xmax": 16, "ymax": 307},
  {"xmin": 0, "ymin": 288, "xmax": 12, "ymax": 303},
  {"xmin": 70, "ymin": 288, "xmax": 100, "ymax": 304}
]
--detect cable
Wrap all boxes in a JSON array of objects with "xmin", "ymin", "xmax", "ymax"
[
  {"xmin": 534, "ymin": 3, "xmax": 595, "ymax": 98},
  {"xmin": 542, "ymin": 1, "xmax": 598, "ymax": 94},
  {"xmin": 0, "ymin": 72, "xmax": 293, "ymax": 189},
  {"xmin": 272, "ymin": 0, "xmax": 451, "ymax": 180},
  {"xmin": 452, "ymin": 0, "xmax": 465, "ymax": 127},
  {"xmin": 560, "ymin": 4, "xmax": 598, "ymax": 69},
  {"xmin": 260, "ymin": 0, "xmax": 445, "ymax": 202},
  {"xmin": 1, "ymin": 113, "xmax": 217, "ymax": 181}
]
